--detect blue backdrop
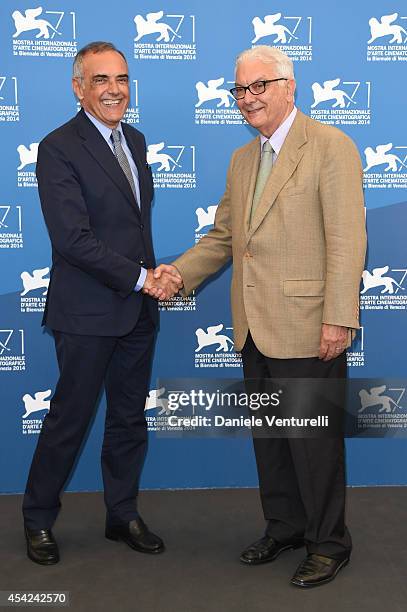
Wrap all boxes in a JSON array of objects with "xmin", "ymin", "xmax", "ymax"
[{"xmin": 1, "ymin": 0, "xmax": 406, "ymax": 493}]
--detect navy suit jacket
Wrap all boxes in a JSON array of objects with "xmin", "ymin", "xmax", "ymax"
[{"xmin": 36, "ymin": 109, "xmax": 158, "ymax": 336}]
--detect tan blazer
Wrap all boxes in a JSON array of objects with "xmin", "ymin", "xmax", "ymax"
[{"xmin": 174, "ymin": 110, "xmax": 367, "ymax": 358}]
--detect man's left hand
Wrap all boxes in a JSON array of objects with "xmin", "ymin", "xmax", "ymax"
[{"xmin": 319, "ymin": 324, "xmax": 348, "ymax": 361}]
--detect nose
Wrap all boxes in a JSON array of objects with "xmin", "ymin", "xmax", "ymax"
[
  {"xmin": 242, "ymin": 88, "xmax": 257, "ymax": 104},
  {"xmin": 107, "ymin": 77, "xmax": 120, "ymax": 95}
]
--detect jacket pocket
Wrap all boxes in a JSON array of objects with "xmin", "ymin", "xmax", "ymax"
[{"xmin": 279, "ymin": 186, "xmax": 306, "ymax": 197}]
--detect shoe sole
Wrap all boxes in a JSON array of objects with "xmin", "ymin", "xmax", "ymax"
[
  {"xmin": 290, "ymin": 557, "xmax": 349, "ymax": 588},
  {"xmin": 240, "ymin": 541, "xmax": 304, "ymax": 565},
  {"xmin": 105, "ymin": 531, "xmax": 165, "ymax": 554}
]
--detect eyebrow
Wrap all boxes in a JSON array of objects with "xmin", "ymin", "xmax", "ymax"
[
  {"xmin": 234, "ymin": 76, "xmax": 269, "ymax": 86},
  {"xmin": 92, "ymin": 73, "xmax": 129, "ymax": 79}
]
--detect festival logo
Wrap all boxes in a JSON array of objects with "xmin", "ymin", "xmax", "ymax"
[
  {"xmin": 17, "ymin": 142, "xmax": 38, "ymax": 188},
  {"xmin": 21, "ymin": 389, "xmax": 51, "ymax": 435},
  {"xmin": 195, "ymin": 205, "xmax": 218, "ymax": 242},
  {"xmin": 124, "ymin": 80, "xmax": 140, "ymax": 124},
  {"xmin": 145, "ymin": 387, "xmax": 185, "ymax": 433},
  {"xmin": 147, "ymin": 142, "xmax": 196, "ymax": 189},
  {"xmin": 347, "ymin": 326, "xmax": 365, "ymax": 368},
  {"xmin": 355, "ymin": 384, "xmax": 407, "ymax": 434},
  {"xmin": 358, "ymin": 385, "xmax": 405, "ymax": 413},
  {"xmin": 158, "ymin": 289, "xmax": 196, "ymax": 313},
  {"xmin": 133, "ymin": 10, "xmax": 196, "ymax": 61},
  {"xmin": 363, "ymin": 143, "xmax": 407, "ymax": 190},
  {"xmin": 12, "ymin": 6, "xmax": 77, "ymax": 58},
  {"xmin": 360, "ymin": 266, "xmax": 407, "ymax": 311},
  {"xmin": 0, "ymin": 205, "xmax": 23, "ymax": 249},
  {"xmin": 0, "ymin": 76, "xmax": 19, "ymax": 122},
  {"xmin": 194, "ymin": 77, "xmax": 245, "ymax": 126},
  {"xmin": 367, "ymin": 13, "xmax": 407, "ymax": 62},
  {"xmin": 0, "ymin": 328, "xmax": 25, "ymax": 371},
  {"xmin": 194, "ymin": 323, "xmax": 242, "ymax": 369},
  {"xmin": 20, "ymin": 266, "xmax": 49, "ymax": 313},
  {"xmin": 251, "ymin": 12, "xmax": 313, "ymax": 61},
  {"xmin": 309, "ymin": 78, "xmax": 371, "ymax": 126}
]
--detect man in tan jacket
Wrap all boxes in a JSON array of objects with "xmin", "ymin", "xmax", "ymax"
[{"xmin": 149, "ymin": 46, "xmax": 366, "ymax": 587}]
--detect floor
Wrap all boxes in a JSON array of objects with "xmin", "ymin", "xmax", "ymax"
[{"xmin": 1, "ymin": 488, "xmax": 406, "ymax": 612}]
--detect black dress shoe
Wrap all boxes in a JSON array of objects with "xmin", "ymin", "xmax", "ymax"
[
  {"xmin": 25, "ymin": 527, "xmax": 59, "ymax": 566},
  {"xmin": 105, "ymin": 517, "xmax": 165, "ymax": 554},
  {"xmin": 291, "ymin": 553, "xmax": 349, "ymax": 588},
  {"xmin": 240, "ymin": 535, "xmax": 304, "ymax": 565}
]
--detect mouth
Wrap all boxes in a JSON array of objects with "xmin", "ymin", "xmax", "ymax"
[
  {"xmin": 101, "ymin": 99, "xmax": 123, "ymax": 107},
  {"xmin": 245, "ymin": 107, "xmax": 263, "ymax": 115}
]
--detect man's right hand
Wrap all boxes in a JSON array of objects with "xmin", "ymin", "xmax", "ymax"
[
  {"xmin": 154, "ymin": 264, "xmax": 183, "ymax": 284},
  {"xmin": 142, "ymin": 265, "xmax": 183, "ymax": 300}
]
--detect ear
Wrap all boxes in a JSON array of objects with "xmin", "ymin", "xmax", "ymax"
[
  {"xmin": 286, "ymin": 78, "xmax": 296, "ymax": 101},
  {"xmin": 72, "ymin": 77, "xmax": 84, "ymax": 101}
]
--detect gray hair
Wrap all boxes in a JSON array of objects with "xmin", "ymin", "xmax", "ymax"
[
  {"xmin": 73, "ymin": 41, "xmax": 127, "ymax": 79},
  {"xmin": 235, "ymin": 45, "xmax": 294, "ymax": 79}
]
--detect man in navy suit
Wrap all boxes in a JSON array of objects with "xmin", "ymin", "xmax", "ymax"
[{"xmin": 22, "ymin": 41, "xmax": 180, "ymax": 565}]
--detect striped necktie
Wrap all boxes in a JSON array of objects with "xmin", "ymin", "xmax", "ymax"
[
  {"xmin": 250, "ymin": 140, "xmax": 274, "ymax": 226},
  {"xmin": 111, "ymin": 129, "xmax": 138, "ymax": 204}
]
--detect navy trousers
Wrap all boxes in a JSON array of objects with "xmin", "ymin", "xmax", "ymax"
[{"xmin": 23, "ymin": 298, "xmax": 156, "ymax": 529}]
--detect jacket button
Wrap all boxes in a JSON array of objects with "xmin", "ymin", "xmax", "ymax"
[
  {"xmin": 139, "ymin": 259, "xmax": 145, "ymax": 266},
  {"xmin": 140, "ymin": 224, "xmax": 144, "ymax": 230}
]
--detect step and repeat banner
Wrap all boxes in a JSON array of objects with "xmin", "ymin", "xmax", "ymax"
[{"xmin": 1, "ymin": 1, "xmax": 406, "ymax": 493}]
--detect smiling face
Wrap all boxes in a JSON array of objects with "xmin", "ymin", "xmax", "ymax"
[
  {"xmin": 72, "ymin": 50, "xmax": 130, "ymax": 128},
  {"xmin": 235, "ymin": 59, "xmax": 295, "ymax": 138}
]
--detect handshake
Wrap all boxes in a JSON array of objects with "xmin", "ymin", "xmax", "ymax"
[{"xmin": 142, "ymin": 264, "xmax": 183, "ymax": 301}]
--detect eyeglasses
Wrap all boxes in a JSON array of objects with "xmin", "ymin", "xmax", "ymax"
[{"xmin": 229, "ymin": 78, "xmax": 287, "ymax": 100}]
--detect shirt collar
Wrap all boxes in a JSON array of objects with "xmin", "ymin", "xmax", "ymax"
[
  {"xmin": 260, "ymin": 106, "xmax": 297, "ymax": 155},
  {"xmin": 84, "ymin": 110, "xmax": 124, "ymax": 144}
]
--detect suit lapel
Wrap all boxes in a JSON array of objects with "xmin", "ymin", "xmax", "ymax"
[
  {"xmin": 247, "ymin": 110, "xmax": 308, "ymax": 241},
  {"xmin": 242, "ymin": 138, "xmax": 261, "ymax": 237},
  {"xmin": 74, "ymin": 110, "xmax": 140, "ymax": 215}
]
